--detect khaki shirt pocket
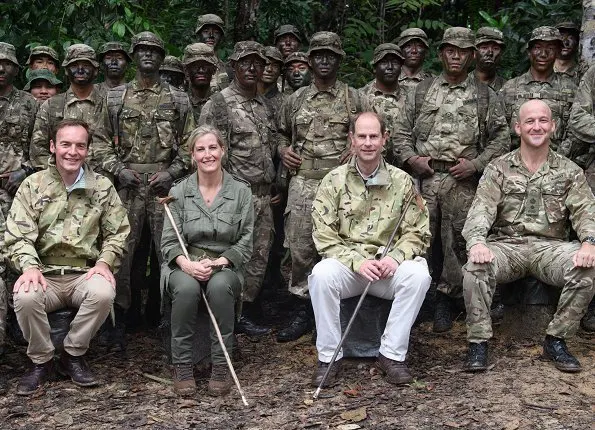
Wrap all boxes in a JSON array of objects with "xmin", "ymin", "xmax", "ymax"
[
  {"xmin": 457, "ymin": 105, "xmax": 479, "ymax": 144},
  {"xmin": 413, "ymin": 105, "xmax": 439, "ymax": 141},
  {"xmin": 120, "ymin": 108, "xmax": 142, "ymax": 148},
  {"xmin": 501, "ymin": 179, "xmax": 526, "ymax": 223},
  {"xmin": 542, "ymin": 180, "xmax": 568, "ymax": 223},
  {"xmin": 155, "ymin": 108, "xmax": 179, "ymax": 149},
  {"xmin": 4, "ymin": 116, "xmax": 24, "ymax": 139}
]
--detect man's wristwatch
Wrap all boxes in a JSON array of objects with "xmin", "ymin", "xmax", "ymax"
[{"xmin": 583, "ymin": 236, "xmax": 595, "ymax": 245}]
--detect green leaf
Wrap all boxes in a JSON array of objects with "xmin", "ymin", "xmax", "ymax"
[{"xmin": 113, "ymin": 21, "xmax": 125, "ymax": 38}]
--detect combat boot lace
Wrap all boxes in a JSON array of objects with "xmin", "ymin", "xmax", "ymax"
[
  {"xmin": 465, "ymin": 342, "xmax": 488, "ymax": 372},
  {"xmin": 376, "ymin": 354, "xmax": 413, "ymax": 385},
  {"xmin": 542, "ymin": 335, "xmax": 581, "ymax": 373},
  {"xmin": 172, "ymin": 363, "xmax": 196, "ymax": 396},
  {"xmin": 208, "ymin": 364, "xmax": 232, "ymax": 396}
]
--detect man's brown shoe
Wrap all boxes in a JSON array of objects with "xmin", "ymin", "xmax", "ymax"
[
  {"xmin": 17, "ymin": 360, "xmax": 54, "ymax": 395},
  {"xmin": 376, "ymin": 353, "xmax": 413, "ymax": 385},
  {"xmin": 172, "ymin": 363, "xmax": 196, "ymax": 396},
  {"xmin": 208, "ymin": 364, "xmax": 232, "ymax": 396},
  {"xmin": 58, "ymin": 351, "xmax": 99, "ymax": 387},
  {"xmin": 311, "ymin": 360, "xmax": 341, "ymax": 388}
]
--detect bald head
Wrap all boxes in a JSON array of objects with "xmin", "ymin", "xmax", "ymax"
[
  {"xmin": 514, "ymin": 99, "xmax": 556, "ymax": 150},
  {"xmin": 518, "ymin": 99, "xmax": 552, "ymax": 123}
]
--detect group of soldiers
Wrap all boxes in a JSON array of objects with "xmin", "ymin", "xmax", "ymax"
[{"xmin": 0, "ymin": 12, "xmax": 594, "ymax": 390}]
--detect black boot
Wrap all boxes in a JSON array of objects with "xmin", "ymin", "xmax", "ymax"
[
  {"xmin": 99, "ymin": 305, "xmax": 127, "ymax": 355},
  {"xmin": 235, "ymin": 302, "xmax": 271, "ymax": 337},
  {"xmin": 580, "ymin": 298, "xmax": 595, "ymax": 332},
  {"xmin": 543, "ymin": 335, "xmax": 581, "ymax": 373},
  {"xmin": 17, "ymin": 360, "xmax": 54, "ymax": 395},
  {"xmin": 277, "ymin": 301, "xmax": 314, "ymax": 342},
  {"xmin": 433, "ymin": 292, "xmax": 453, "ymax": 333},
  {"xmin": 465, "ymin": 342, "xmax": 488, "ymax": 372}
]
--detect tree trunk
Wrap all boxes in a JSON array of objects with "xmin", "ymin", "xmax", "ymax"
[
  {"xmin": 581, "ymin": 0, "xmax": 595, "ymax": 64},
  {"xmin": 233, "ymin": 0, "xmax": 261, "ymax": 42}
]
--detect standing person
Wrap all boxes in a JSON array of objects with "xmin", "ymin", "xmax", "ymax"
[
  {"xmin": 462, "ymin": 100, "xmax": 595, "ymax": 373},
  {"xmin": 183, "ymin": 43, "xmax": 219, "ymax": 123},
  {"xmin": 554, "ymin": 22, "xmax": 582, "ymax": 85},
  {"xmin": 6, "ymin": 119, "xmax": 130, "ymax": 395},
  {"xmin": 258, "ymin": 46, "xmax": 285, "ymax": 113},
  {"xmin": 277, "ymin": 32, "xmax": 366, "ymax": 342},
  {"xmin": 162, "ymin": 125, "xmax": 254, "ymax": 397},
  {"xmin": 310, "ymin": 112, "xmax": 431, "ymax": 386},
  {"xmin": 26, "ymin": 45, "xmax": 60, "ymax": 75},
  {"xmin": 195, "ymin": 13, "xmax": 229, "ymax": 89},
  {"xmin": 500, "ymin": 26, "xmax": 576, "ymax": 150},
  {"xmin": 160, "ymin": 56, "xmax": 186, "ymax": 90},
  {"xmin": 393, "ymin": 27, "xmax": 510, "ymax": 333},
  {"xmin": 92, "ymin": 31, "xmax": 195, "ymax": 351},
  {"xmin": 199, "ymin": 41, "xmax": 275, "ymax": 337},
  {"xmin": 474, "ymin": 27, "xmax": 506, "ymax": 91},
  {"xmin": 397, "ymin": 28, "xmax": 434, "ymax": 96},
  {"xmin": 274, "ymin": 25, "xmax": 302, "ymax": 60},
  {"xmin": 284, "ymin": 52, "xmax": 312, "ymax": 94},
  {"xmin": 24, "ymin": 69, "xmax": 62, "ymax": 103},
  {"xmin": 96, "ymin": 42, "xmax": 131, "ymax": 94}
]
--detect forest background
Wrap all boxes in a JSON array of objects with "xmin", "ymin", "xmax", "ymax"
[{"xmin": 0, "ymin": 0, "xmax": 583, "ymax": 88}]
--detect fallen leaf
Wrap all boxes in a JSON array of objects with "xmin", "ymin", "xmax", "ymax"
[
  {"xmin": 337, "ymin": 424, "xmax": 361, "ymax": 430},
  {"xmin": 343, "ymin": 388, "xmax": 360, "ymax": 397},
  {"xmin": 54, "ymin": 412, "xmax": 74, "ymax": 426},
  {"xmin": 340, "ymin": 407, "xmax": 367, "ymax": 423},
  {"xmin": 444, "ymin": 422, "xmax": 460, "ymax": 428},
  {"xmin": 304, "ymin": 399, "xmax": 314, "ymax": 405}
]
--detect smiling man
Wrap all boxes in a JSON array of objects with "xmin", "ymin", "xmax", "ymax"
[
  {"xmin": 310, "ymin": 111, "xmax": 431, "ymax": 387},
  {"xmin": 6, "ymin": 118, "xmax": 129, "ymax": 395},
  {"xmin": 462, "ymin": 100, "xmax": 595, "ymax": 373}
]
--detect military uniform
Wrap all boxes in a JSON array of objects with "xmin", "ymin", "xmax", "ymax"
[
  {"xmin": 5, "ymin": 160, "xmax": 130, "ymax": 364},
  {"xmin": 462, "ymin": 149, "xmax": 595, "ymax": 342},
  {"xmin": 283, "ymin": 51, "xmax": 311, "ymax": 95},
  {"xmin": 195, "ymin": 14, "xmax": 230, "ymax": 90},
  {"xmin": 183, "ymin": 43, "xmax": 219, "ymax": 122},
  {"xmin": 93, "ymin": 32, "xmax": 196, "ymax": 311},
  {"xmin": 24, "ymin": 69, "xmax": 63, "ymax": 102},
  {"xmin": 393, "ymin": 28, "xmax": 510, "ymax": 300},
  {"xmin": 262, "ymin": 46, "xmax": 285, "ymax": 115},
  {"xmin": 95, "ymin": 42, "xmax": 131, "ymax": 95},
  {"xmin": 199, "ymin": 41, "xmax": 276, "ymax": 303},
  {"xmin": 310, "ymin": 157, "xmax": 431, "ymax": 362},
  {"xmin": 397, "ymin": 28, "xmax": 434, "ymax": 97},
  {"xmin": 474, "ymin": 27, "xmax": 506, "ymax": 92}
]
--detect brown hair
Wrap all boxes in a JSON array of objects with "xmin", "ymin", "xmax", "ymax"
[
  {"xmin": 186, "ymin": 124, "xmax": 226, "ymax": 154},
  {"xmin": 349, "ymin": 111, "xmax": 387, "ymax": 135},
  {"xmin": 51, "ymin": 118, "xmax": 92, "ymax": 147}
]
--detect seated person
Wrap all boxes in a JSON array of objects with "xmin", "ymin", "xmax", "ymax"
[
  {"xmin": 6, "ymin": 119, "xmax": 130, "ymax": 395},
  {"xmin": 161, "ymin": 125, "xmax": 254, "ymax": 397},
  {"xmin": 462, "ymin": 100, "xmax": 595, "ymax": 373},
  {"xmin": 309, "ymin": 112, "xmax": 431, "ymax": 387}
]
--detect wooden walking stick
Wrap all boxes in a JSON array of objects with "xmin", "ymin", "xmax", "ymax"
[
  {"xmin": 313, "ymin": 191, "xmax": 416, "ymax": 400},
  {"xmin": 158, "ymin": 196, "xmax": 249, "ymax": 406}
]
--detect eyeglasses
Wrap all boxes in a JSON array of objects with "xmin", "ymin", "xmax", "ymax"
[{"xmin": 237, "ymin": 58, "xmax": 266, "ymax": 69}]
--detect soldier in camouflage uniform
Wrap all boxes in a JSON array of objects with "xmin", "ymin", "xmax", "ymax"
[
  {"xmin": 462, "ymin": 100, "xmax": 595, "ymax": 373},
  {"xmin": 359, "ymin": 43, "xmax": 406, "ymax": 166},
  {"xmin": 160, "ymin": 55, "xmax": 186, "ymax": 90},
  {"xmin": 258, "ymin": 46, "xmax": 285, "ymax": 114},
  {"xmin": 199, "ymin": 41, "xmax": 275, "ymax": 337},
  {"xmin": 30, "ymin": 44, "xmax": 109, "ymax": 173},
  {"xmin": 24, "ymin": 69, "xmax": 62, "ymax": 104},
  {"xmin": 92, "ymin": 32, "xmax": 195, "ymax": 348},
  {"xmin": 554, "ymin": 22, "xmax": 582, "ymax": 85},
  {"xmin": 474, "ymin": 27, "xmax": 506, "ymax": 92},
  {"xmin": 275, "ymin": 24, "xmax": 302, "ymax": 60},
  {"xmin": 277, "ymin": 31, "xmax": 366, "ymax": 342},
  {"xmin": 96, "ymin": 42, "xmax": 131, "ymax": 95},
  {"xmin": 284, "ymin": 52, "xmax": 311, "ymax": 94},
  {"xmin": 397, "ymin": 28, "xmax": 434, "ymax": 96},
  {"xmin": 310, "ymin": 112, "xmax": 431, "ymax": 387},
  {"xmin": 183, "ymin": 43, "xmax": 219, "ymax": 122},
  {"xmin": 393, "ymin": 27, "xmax": 510, "ymax": 333},
  {"xmin": 195, "ymin": 14, "xmax": 229, "ymax": 90},
  {"xmin": 26, "ymin": 45, "xmax": 60, "ymax": 75},
  {"xmin": 500, "ymin": 26, "xmax": 577, "ymax": 150},
  {"xmin": 6, "ymin": 119, "xmax": 130, "ymax": 395}
]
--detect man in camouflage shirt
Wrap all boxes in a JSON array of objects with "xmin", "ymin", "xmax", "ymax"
[
  {"xmin": 284, "ymin": 52, "xmax": 311, "ymax": 94},
  {"xmin": 183, "ymin": 43, "xmax": 219, "ymax": 122},
  {"xmin": 275, "ymin": 24, "xmax": 302, "ymax": 60},
  {"xmin": 199, "ymin": 41, "xmax": 275, "ymax": 337},
  {"xmin": 93, "ymin": 32, "xmax": 195, "ymax": 348},
  {"xmin": 259, "ymin": 46, "xmax": 285, "ymax": 114},
  {"xmin": 474, "ymin": 27, "xmax": 506, "ymax": 91},
  {"xmin": 554, "ymin": 22, "xmax": 582, "ymax": 85},
  {"xmin": 310, "ymin": 112, "xmax": 431, "ymax": 387},
  {"xmin": 462, "ymin": 100, "xmax": 595, "ymax": 373},
  {"xmin": 26, "ymin": 45, "xmax": 60, "ymax": 76},
  {"xmin": 6, "ymin": 119, "xmax": 129, "ymax": 395},
  {"xmin": 397, "ymin": 28, "xmax": 434, "ymax": 96},
  {"xmin": 278, "ymin": 31, "xmax": 366, "ymax": 342},
  {"xmin": 195, "ymin": 14, "xmax": 229, "ymax": 90},
  {"xmin": 96, "ymin": 42, "xmax": 131, "ymax": 95},
  {"xmin": 393, "ymin": 27, "xmax": 510, "ymax": 333},
  {"xmin": 500, "ymin": 26, "xmax": 577, "ymax": 150},
  {"xmin": 160, "ymin": 55, "xmax": 186, "ymax": 90},
  {"xmin": 359, "ymin": 43, "xmax": 406, "ymax": 165}
]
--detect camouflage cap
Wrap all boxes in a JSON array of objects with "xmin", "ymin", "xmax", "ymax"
[
  {"xmin": 195, "ymin": 14, "xmax": 225, "ymax": 35},
  {"xmin": 274, "ymin": 24, "xmax": 301, "ymax": 43},
  {"xmin": 528, "ymin": 26, "xmax": 563, "ymax": 45},
  {"xmin": 0, "ymin": 42, "xmax": 19, "ymax": 66},
  {"xmin": 284, "ymin": 51, "xmax": 309, "ymax": 66},
  {"xmin": 372, "ymin": 43, "xmax": 404, "ymax": 64},
  {"xmin": 398, "ymin": 28, "xmax": 430, "ymax": 48},
  {"xmin": 160, "ymin": 55, "xmax": 184, "ymax": 74},
  {"xmin": 440, "ymin": 27, "xmax": 475, "ymax": 50},
  {"xmin": 26, "ymin": 45, "xmax": 60, "ymax": 65},
  {"xmin": 182, "ymin": 43, "xmax": 218, "ymax": 67},
  {"xmin": 130, "ymin": 31, "xmax": 165, "ymax": 54},
  {"xmin": 555, "ymin": 21, "xmax": 580, "ymax": 33},
  {"xmin": 228, "ymin": 41, "xmax": 267, "ymax": 62},
  {"xmin": 475, "ymin": 27, "xmax": 505, "ymax": 47},
  {"xmin": 98, "ymin": 41, "xmax": 132, "ymax": 61},
  {"xmin": 264, "ymin": 46, "xmax": 283, "ymax": 63},
  {"xmin": 61, "ymin": 44, "xmax": 99, "ymax": 68},
  {"xmin": 23, "ymin": 68, "xmax": 63, "ymax": 91},
  {"xmin": 307, "ymin": 31, "xmax": 345, "ymax": 57}
]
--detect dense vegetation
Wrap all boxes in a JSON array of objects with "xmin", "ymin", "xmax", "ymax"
[{"xmin": 0, "ymin": 0, "xmax": 582, "ymax": 87}]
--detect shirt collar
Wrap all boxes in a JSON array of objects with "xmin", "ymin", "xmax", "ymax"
[
  {"xmin": 0, "ymin": 86, "xmax": 16, "ymax": 101},
  {"xmin": 65, "ymin": 86, "xmax": 101, "ymax": 106},
  {"xmin": 306, "ymin": 80, "xmax": 342, "ymax": 99},
  {"xmin": 350, "ymin": 156, "xmax": 391, "ymax": 186},
  {"xmin": 131, "ymin": 79, "xmax": 162, "ymax": 94},
  {"xmin": 65, "ymin": 167, "xmax": 85, "ymax": 193},
  {"xmin": 523, "ymin": 69, "xmax": 556, "ymax": 86},
  {"xmin": 437, "ymin": 72, "xmax": 471, "ymax": 89}
]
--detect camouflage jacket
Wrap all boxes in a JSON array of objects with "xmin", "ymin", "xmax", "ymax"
[
  {"xmin": 262, "ymin": 86, "xmax": 284, "ymax": 120},
  {"xmin": 0, "ymin": 87, "xmax": 37, "ymax": 174},
  {"xmin": 30, "ymin": 86, "xmax": 108, "ymax": 170},
  {"xmin": 500, "ymin": 70, "xmax": 576, "ymax": 150},
  {"xmin": 393, "ymin": 73, "xmax": 510, "ymax": 172},
  {"xmin": 554, "ymin": 61, "xmax": 581, "ymax": 86},
  {"xmin": 199, "ymin": 81, "xmax": 277, "ymax": 187},
  {"xmin": 93, "ymin": 80, "xmax": 195, "ymax": 179},
  {"xmin": 474, "ymin": 71, "xmax": 506, "ymax": 92},
  {"xmin": 312, "ymin": 157, "xmax": 430, "ymax": 272},
  {"xmin": 398, "ymin": 69, "xmax": 434, "ymax": 98},
  {"xmin": 188, "ymin": 87, "xmax": 214, "ymax": 123},
  {"xmin": 4, "ymin": 160, "xmax": 130, "ymax": 274},
  {"xmin": 462, "ymin": 149, "xmax": 595, "ymax": 250},
  {"xmin": 212, "ymin": 57, "xmax": 230, "ymax": 91}
]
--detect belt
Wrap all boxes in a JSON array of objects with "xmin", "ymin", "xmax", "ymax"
[
  {"xmin": 429, "ymin": 159, "xmax": 457, "ymax": 173},
  {"xmin": 251, "ymin": 183, "xmax": 271, "ymax": 197},
  {"xmin": 41, "ymin": 256, "xmax": 96, "ymax": 267},
  {"xmin": 296, "ymin": 158, "xmax": 339, "ymax": 180},
  {"xmin": 187, "ymin": 245, "xmax": 219, "ymax": 261},
  {"xmin": 127, "ymin": 163, "xmax": 168, "ymax": 174}
]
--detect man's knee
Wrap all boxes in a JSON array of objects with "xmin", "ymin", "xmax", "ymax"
[
  {"xmin": 310, "ymin": 259, "xmax": 347, "ymax": 292},
  {"xmin": 13, "ymin": 289, "xmax": 45, "ymax": 313},
  {"xmin": 86, "ymin": 275, "xmax": 116, "ymax": 308}
]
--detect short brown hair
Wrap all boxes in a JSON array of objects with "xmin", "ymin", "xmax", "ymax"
[
  {"xmin": 52, "ymin": 118, "xmax": 92, "ymax": 147},
  {"xmin": 349, "ymin": 111, "xmax": 387, "ymax": 135},
  {"xmin": 186, "ymin": 124, "xmax": 225, "ymax": 154}
]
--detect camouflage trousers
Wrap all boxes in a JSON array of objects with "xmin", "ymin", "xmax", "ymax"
[
  {"xmin": 463, "ymin": 238, "xmax": 595, "ymax": 343},
  {"xmin": 115, "ymin": 183, "xmax": 165, "ymax": 310},
  {"xmin": 0, "ymin": 186, "xmax": 12, "ymax": 347},
  {"xmin": 242, "ymin": 193, "xmax": 274, "ymax": 303},
  {"xmin": 421, "ymin": 172, "xmax": 476, "ymax": 298},
  {"xmin": 283, "ymin": 175, "xmax": 321, "ymax": 298}
]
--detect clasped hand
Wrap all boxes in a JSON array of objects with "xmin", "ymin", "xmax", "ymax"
[
  {"xmin": 178, "ymin": 256, "xmax": 230, "ymax": 282},
  {"xmin": 358, "ymin": 256, "xmax": 399, "ymax": 282}
]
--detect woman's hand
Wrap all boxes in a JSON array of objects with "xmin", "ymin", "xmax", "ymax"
[{"xmin": 176, "ymin": 256, "xmax": 213, "ymax": 281}]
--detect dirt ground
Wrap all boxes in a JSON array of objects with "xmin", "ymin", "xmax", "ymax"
[{"xmin": 0, "ymin": 306, "xmax": 593, "ymax": 430}]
